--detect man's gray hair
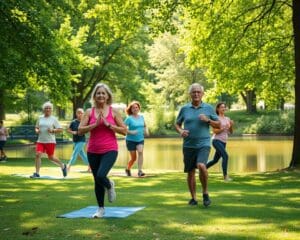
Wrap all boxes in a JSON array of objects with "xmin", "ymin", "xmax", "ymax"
[
  {"xmin": 188, "ymin": 83, "xmax": 204, "ymax": 94},
  {"xmin": 42, "ymin": 101, "xmax": 53, "ymax": 110}
]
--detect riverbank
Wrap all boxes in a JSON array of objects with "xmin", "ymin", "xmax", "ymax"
[
  {"xmin": 5, "ymin": 132, "xmax": 294, "ymax": 148},
  {"xmin": 4, "ymin": 137, "xmax": 293, "ymax": 173}
]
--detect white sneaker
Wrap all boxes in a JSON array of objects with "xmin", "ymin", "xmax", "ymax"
[
  {"xmin": 92, "ymin": 207, "xmax": 104, "ymax": 218},
  {"xmin": 107, "ymin": 179, "xmax": 116, "ymax": 203},
  {"xmin": 224, "ymin": 177, "xmax": 233, "ymax": 182}
]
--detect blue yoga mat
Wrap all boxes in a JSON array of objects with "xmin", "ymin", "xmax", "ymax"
[
  {"xmin": 12, "ymin": 174, "xmax": 73, "ymax": 180},
  {"xmin": 57, "ymin": 206, "xmax": 145, "ymax": 218}
]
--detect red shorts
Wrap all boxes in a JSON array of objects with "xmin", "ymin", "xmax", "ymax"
[{"xmin": 36, "ymin": 143, "xmax": 56, "ymax": 156}]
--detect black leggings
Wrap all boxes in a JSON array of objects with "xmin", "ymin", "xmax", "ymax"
[
  {"xmin": 88, "ymin": 151, "xmax": 118, "ymax": 207},
  {"xmin": 206, "ymin": 139, "xmax": 228, "ymax": 176}
]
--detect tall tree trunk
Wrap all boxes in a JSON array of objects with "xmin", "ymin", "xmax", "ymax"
[
  {"xmin": 279, "ymin": 98, "xmax": 285, "ymax": 111},
  {"xmin": 0, "ymin": 89, "xmax": 5, "ymax": 120},
  {"xmin": 241, "ymin": 90, "xmax": 257, "ymax": 113},
  {"xmin": 57, "ymin": 107, "xmax": 65, "ymax": 119},
  {"xmin": 290, "ymin": 0, "xmax": 300, "ymax": 168},
  {"xmin": 72, "ymin": 95, "xmax": 85, "ymax": 119}
]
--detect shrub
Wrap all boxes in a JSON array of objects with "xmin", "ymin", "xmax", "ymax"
[
  {"xmin": 15, "ymin": 111, "xmax": 39, "ymax": 125},
  {"xmin": 244, "ymin": 110, "xmax": 294, "ymax": 135},
  {"xmin": 144, "ymin": 107, "xmax": 176, "ymax": 135}
]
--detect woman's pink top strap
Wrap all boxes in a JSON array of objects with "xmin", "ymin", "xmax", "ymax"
[{"xmin": 87, "ymin": 107, "xmax": 118, "ymax": 154}]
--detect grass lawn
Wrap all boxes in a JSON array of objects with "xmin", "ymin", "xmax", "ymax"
[{"xmin": 0, "ymin": 158, "xmax": 299, "ymax": 240}]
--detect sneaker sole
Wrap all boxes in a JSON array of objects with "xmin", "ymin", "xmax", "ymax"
[
  {"xmin": 203, "ymin": 200, "xmax": 211, "ymax": 207},
  {"xmin": 108, "ymin": 180, "xmax": 116, "ymax": 202}
]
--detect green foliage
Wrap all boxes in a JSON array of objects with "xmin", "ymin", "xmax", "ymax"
[
  {"xmin": 245, "ymin": 110, "xmax": 294, "ymax": 135},
  {"xmin": 58, "ymin": 0, "xmax": 157, "ymax": 110},
  {"xmin": 147, "ymin": 32, "xmax": 207, "ymax": 108},
  {"xmin": 144, "ymin": 107, "xmax": 166, "ymax": 135},
  {"xmin": 181, "ymin": 0, "xmax": 294, "ymax": 110},
  {"xmin": 1, "ymin": 1, "xmax": 296, "ymax": 140},
  {"xmin": 4, "ymin": 87, "xmax": 48, "ymax": 116},
  {"xmin": 144, "ymin": 106, "xmax": 177, "ymax": 135},
  {"xmin": 0, "ymin": 0, "xmax": 73, "ymax": 99},
  {"xmin": 14, "ymin": 111, "xmax": 39, "ymax": 125}
]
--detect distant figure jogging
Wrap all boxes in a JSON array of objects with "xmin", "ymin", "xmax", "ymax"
[
  {"xmin": 30, "ymin": 101, "xmax": 67, "ymax": 178},
  {"xmin": 67, "ymin": 108, "xmax": 90, "ymax": 173},
  {"xmin": 206, "ymin": 102, "xmax": 234, "ymax": 181},
  {"xmin": 124, "ymin": 101, "xmax": 149, "ymax": 177},
  {"xmin": 175, "ymin": 83, "xmax": 220, "ymax": 207}
]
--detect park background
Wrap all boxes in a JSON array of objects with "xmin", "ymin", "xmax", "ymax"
[{"xmin": 0, "ymin": 1, "xmax": 299, "ymax": 239}]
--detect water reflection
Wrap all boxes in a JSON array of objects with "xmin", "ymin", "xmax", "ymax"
[{"xmin": 6, "ymin": 136, "xmax": 292, "ymax": 173}]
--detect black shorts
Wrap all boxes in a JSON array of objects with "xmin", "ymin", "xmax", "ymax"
[
  {"xmin": 0, "ymin": 141, "xmax": 6, "ymax": 151},
  {"xmin": 126, "ymin": 140, "xmax": 144, "ymax": 151},
  {"xmin": 183, "ymin": 146, "xmax": 211, "ymax": 172}
]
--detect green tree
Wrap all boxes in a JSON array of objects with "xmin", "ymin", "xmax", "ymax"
[
  {"xmin": 0, "ymin": 0, "xmax": 73, "ymax": 119},
  {"xmin": 181, "ymin": 0, "xmax": 293, "ymax": 113},
  {"xmin": 178, "ymin": 0, "xmax": 299, "ymax": 168},
  {"xmin": 151, "ymin": 0, "xmax": 299, "ymax": 168},
  {"xmin": 57, "ymin": 1, "xmax": 160, "ymax": 116},
  {"xmin": 290, "ymin": 0, "xmax": 300, "ymax": 168},
  {"xmin": 147, "ymin": 32, "xmax": 207, "ymax": 108}
]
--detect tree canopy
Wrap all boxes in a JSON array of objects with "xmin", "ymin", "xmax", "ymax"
[
  {"xmin": 0, "ymin": 0, "xmax": 298, "ymax": 167},
  {"xmin": 180, "ymin": 0, "xmax": 294, "ymax": 112}
]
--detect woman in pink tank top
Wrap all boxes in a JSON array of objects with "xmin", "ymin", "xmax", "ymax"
[
  {"xmin": 206, "ymin": 102, "xmax": 234, "ymax": 182},
  {"xmin": 79, "ymin": 83, "xmax": 127, "ymax": 218}
]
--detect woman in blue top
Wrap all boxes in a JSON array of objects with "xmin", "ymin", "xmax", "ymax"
[{"xmin": 124, "ymin": 101, "xmax": 148, "ymax": 177}]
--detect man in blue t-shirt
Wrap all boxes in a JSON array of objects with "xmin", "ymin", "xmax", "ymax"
[{"xmin": 175, "ymin": 83, "xmax": 220, "ymax": 207}]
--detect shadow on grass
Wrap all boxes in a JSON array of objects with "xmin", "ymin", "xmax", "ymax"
[{"xmin": 0, "ymin": 158, "xmax": 299, "ymax": 239}]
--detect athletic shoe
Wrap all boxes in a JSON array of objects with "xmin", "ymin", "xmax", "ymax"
[
  {"xmin": 107, "ymin": 179, "xmax": 116, "ymax": 203},
  {"xmin": 0, "ymin": 156, "xmax": 7, "ymax": 162},
  {"xmin": 203, "ymin": 194, "xmax": 211, "ymax": 207},
  {"xmin": 125, "ymin": 168, "xmax": 131, "ymax": 176},
  {"xmin": 138, "ymin": 170, "xmax": 145, "ymax": 177},
  {"xmin": 92, "ymin": 207, "xmax": 105, "ymax": 218},
  {"xmin": 188, "ymin": 198, "xmax": 198, "ymax": 206},
  {"xmin": 224, "ymin": 176, "xmax": 233, "ymax": 182},
  {"xmin": 30, "ymin": 173, "xmax": 40, "ymax": 178},
  {"xmin": 62, "ymin": 164, "xmax": 67, "ymax": 177}
]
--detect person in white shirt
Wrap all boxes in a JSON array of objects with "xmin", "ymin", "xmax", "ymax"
[
  {"xmin": 30, "ymin": 102, "xmax": 67, "ymax": 178},
  {"xmin": 206, "ymin": 102, "xmax": 234, "ymax": 181}
]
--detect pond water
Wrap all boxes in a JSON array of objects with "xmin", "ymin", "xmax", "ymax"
[{"xmin": 6, "ymin": 136, "xmax": 292, "ymax": 173}]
